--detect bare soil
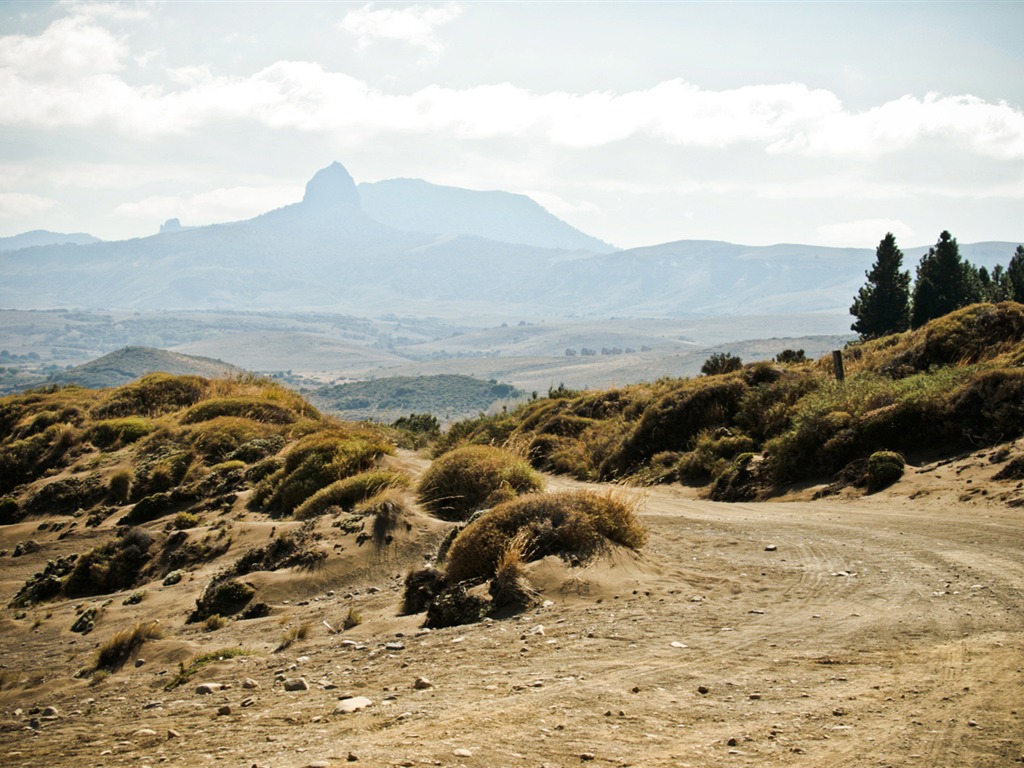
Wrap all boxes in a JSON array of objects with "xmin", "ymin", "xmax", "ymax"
[{"xmin": 1, "ymin": 446, "xmax": 1022, "ymax": 767}]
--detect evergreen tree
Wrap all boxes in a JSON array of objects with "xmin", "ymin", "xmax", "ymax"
[
  {"xmin": 910, "ymin": 230, "xmax": 983, "ymax": 327},
  {"xmin": 1006, "ymin": 245, "xmax": 1024, "ymax": 302},
  {"xmin": 849, "ymin": 233, "xmax": 910, "ymax": 339}
]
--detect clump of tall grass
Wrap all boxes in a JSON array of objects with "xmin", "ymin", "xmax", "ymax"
[{"xmin": 417, "ymin": 445, "xmax": 543, "ymax": 521}]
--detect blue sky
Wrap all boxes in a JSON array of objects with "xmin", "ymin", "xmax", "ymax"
[{"xmin": 1, "ymin": 1, "xmax": 1023, "ymax": 249}]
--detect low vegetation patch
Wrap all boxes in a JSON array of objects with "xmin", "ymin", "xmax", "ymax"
[
  {"xmin": 292, "ymin": 469, "xmax": 409, "ymax": 520},
  {"xmin": 93, "ymin": 620, "xmax": 161, "ymax": 672},
  {"xmin": 417, "ymin": 445, "xmax": 543, "ymax": 521},
  {"xmin": 443, "ymin": 490, "xmax": 646, "ymax": 584},
  {"xmin": 164, "ymin": 647, "xmax": 254, "ymax": 690}
]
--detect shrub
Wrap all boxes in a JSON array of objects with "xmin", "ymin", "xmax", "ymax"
[
  {"xmin": 89, "ymin": 418, "xmax": 157, "ymax": 448},
  {"xmin": 292, "ymin": 470, "xmax": 409, "ymax": 520},
  {"xmin": 443, "ymin": 490, "xmax": 646, "ymax": 584},
  {"xmin": 359, "ymin": 489, "xmax": 409, "ymax": 550},
  {"xmin": 489, "ymin": 530, "xmax": 539, "ymax": 610},
  {"xmin": 64, "ymin": 528, "xmax": 154, "ymax": 597},
  {"xmin": 164, "ymin": 648, "xmax": 253, "ymax": 690},
  {"xmin": 424, "ymin": 584, "xmax": 490, "ymax": 629},
  {"xmin": 275, "ymin": 622, "xmax": 311, "ymax": 652},
  {"xmin": 603, "ymin": 376, "xmax": 748, "ymax": 478},
  {"xmin": 23, "ymin": 475, "xmax": 104, "ymax": 516},
  {"xmin": 181, "ymin": 397, "xmax": 298, "ymax": 425},
  {"xmin": 94, "ymin": 620, "xmax": 162, "ymax": 672},
  {"xmin": 775, "ymin": 349, "xmax": 807, "ymax": 364},
  {"xmin": 252, "ymin": 432, "xmax": 392, "ymax": 516},
  {"xmin": 866, "ymin": 451, "xmax": 905, "ymax": 492},
  {"xmin": 0, "ymin": 496, "xmax": 21, "ymax": 525},
  {"xmin": 172, "ymin": 511, "xmax": 200, "ymax": 530},
  {"xmin": 92, "ymin": 374, "xmax": 207, "ymax": 419},
  {"xmin": 402, "ymin": 567, "xmax": 448, "ymax": 615},
  {"xmin": 185, "ymin": 417, "xmax": 277, "ymax": 462},
  {"xmin": 204, "ymin": 614, "xmax": 228, "ymax": 632},
  {"xmin": 107, "ymin": 470, "xmax": 133, "ymax": 503},
  {"xmin": 417, "ymin": 445, "xmax": 544, "ymax": 521},
  {"xmin": 701, "ymin": 352, "xmax": 743, "ymax": 376},
  {"xmin": 189, "ymin": 579, "xmax": 255, "ymax": 623}
]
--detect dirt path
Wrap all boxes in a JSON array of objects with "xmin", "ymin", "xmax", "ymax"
[{"xmin": 1, "ymin": 453, "xmax": 1022, "ymax": 767}]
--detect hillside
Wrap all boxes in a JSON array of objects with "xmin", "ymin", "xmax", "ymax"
[
  {"xmin": 45, "ymin": 347, "xmax": 243, "ymax": 389},
  {"xmin": 0, "ymin": 333, "xmax": 1022, "ymax": 766},
  {"xmin": 0, "ymin": 230, "xmax": 100, "ymax": 251},
  {"xmin": 308, "ymin": 374, "xmax": 522, "ymax": 424}
]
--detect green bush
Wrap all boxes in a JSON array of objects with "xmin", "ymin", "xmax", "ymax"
[
  {"xmin": 92, "ymin": 374, "xmax": 208, "ymax": 419},
  {"xmin": 189, "ymin": 579, "xmax": 255, "ymax": 622},
  {"xmin": 181, "ymin": 397, "xmax": 298, "ymax": 425},
  {"xmin": 443, "ymin": 490, "xmax": 646, "ymax": 584},
  {"xmin": 107, "ymin": 470, "xmax": 133, "ymax": 504},
  {"xmin": 292, "ymin": 470, "xmax": 409, "ymax": 520},
  {"xmin": 701, "ymin": 352, "xmax": 743, "ymax": 376},
  {"xmin": 89, "ymin": 417, "xmax": 157, "ymax": 448},
  {"xmin": 252, "ymin": 432, "xmax": 392, "ymax": 517},
  {"xmin": 64, "ymin": 528, "xmax": 154, "ymax": 597},
  {"xmin": 0, "ymin": 496, "xmax": 20, "ymax": 525},
  {"xmin": 602, "ymin": 376, "xmax": 748, "ymax": 479},
  {"xmin": 184, "ymin": 416, "xmax": 277, "ymax": 462},
  {"xmin": 417, "ymin": 445, "xmax": 544, "ymax": 521},
  {"xmin": 866, "ymin": 451, "xmax": 905, "ymax": 492}
]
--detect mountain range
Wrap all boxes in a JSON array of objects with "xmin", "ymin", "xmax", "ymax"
[{"xmin": 1, "ymin": 162, "xmax": 1019, "ymax": 318}]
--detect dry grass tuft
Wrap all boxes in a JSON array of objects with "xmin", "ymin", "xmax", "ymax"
[
  {"xmin": 94, "ymin": 620, "xmax": 162, "ymax": 672},
  {"xmin": 417, "ymin": 445, "xmax": 544, "ymax": 521}
]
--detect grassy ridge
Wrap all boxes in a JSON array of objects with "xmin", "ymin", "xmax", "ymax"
[{"xmin": 436, "ymin": 302, "xmax": 1024, "ymax": 496}]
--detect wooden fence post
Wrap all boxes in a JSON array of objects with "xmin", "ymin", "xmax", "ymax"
[{"xmin": 832, "ymin": 350, "xmax": 845, "ymax": 382}]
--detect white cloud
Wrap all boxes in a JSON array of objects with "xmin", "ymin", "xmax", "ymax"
[
  {"xmin": 0, "ymin": 193, "xmax": 56, "ymax": 219},
  {"xmin": 0, "ymin": 12, "xmax": 127, "ymax": 79},
  {"xmin": 816, "ymin": 219, "xmax": 915, "ymax": 248},
  {"xmin": 340, "ymin": 2, "xmax": 462, "ymax": 53}
]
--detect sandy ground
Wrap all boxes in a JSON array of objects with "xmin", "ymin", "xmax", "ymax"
[{"xmin": 0, "ymin": 447, "xmax": 1022, "ymax": 768}]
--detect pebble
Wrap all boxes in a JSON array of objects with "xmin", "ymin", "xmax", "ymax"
[
  {"xmin": 580, "ymin": 753, "xmax": 596, "ymax": 761},
  {"xmin": 133, "ymin": 728, "xmax": 158, "ymax": 738},
  {"xmin": 749, "ymin": 693, "xmax": 762, "ymax": 700},
  {"xmin": 334, "ymin": 696, "xmax": 373, "ymax": 714},
  {"xmin": 671, "ymin": 641, "xmax": 688, "ymax": 648},
  {"xmin": 454, "ymin": 748, "xmax": 473, "ymax": 757},
  {"xmin": 217, "ymin": 705, "xmax": 231, "ymax": 716},
  {"xmin": 283, "ymin": 678, "xmax": 310, "ymax": 691},
  {"xmin": 765, "ymin": 544, "xmax": 778, "ymax": 551},
  {"xmin": 698, "ymin": 685, "xmax": 710, "ymax": 695},
  {"xmin": 135, "ymin": 658, "xmax": 146, "ymax": 667},
  {"xmin": 195, "ymin": 682, "xmax": 226, "ymax": 695},
  {"xmin": 40, "ymin": 706, "xmax": 59, "ymax": 719},
  {"xmin": 413, "ymin": 677, "xmax": 434, "ymax": 690},
  {"xmin": 241, "ymin": 697, "xmax": 256, "ymax": 708},
  {"xmin": 167, "ymin": 729, "xmax": 180, "ymax": 739},
  {"xmin": 385, "ymin": 642, "xmax": 405, "ymax": 651},
  {"xmin": 242, "ymin": 678, "xmax": 259, "ymax": 689}
]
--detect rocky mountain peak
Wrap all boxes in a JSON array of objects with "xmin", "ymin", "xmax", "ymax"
[{"xmin": 302, "ymin": 161, "xmax": 361, "ymax": 211}]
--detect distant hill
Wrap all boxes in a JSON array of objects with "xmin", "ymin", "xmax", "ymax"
[
  {"xmin": 0, "ymin": 230, "xmax": 100, "ymax": 251},
  {"xmin": 358, "ymin": 178, "xmax": 614, "ymax": 252},
  {"xmin": 47, "ymin": 346, "xmax": 243, "ymax": 389},
  {"xmin": 309, "ymin": 374, "xmax": 522, "ymax": 424},
  {"xmin": 1, "ymin": 162, "xmax": 1019, "ymax": 318}
]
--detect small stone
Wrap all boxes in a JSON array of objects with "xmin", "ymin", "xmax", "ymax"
[
  {"xmin": 307, "ymin": 762, "xmax": 331, "ymax": 768},
  {"xmin": 749, "ymin": 693, "xmax": 762, "ymax": 700},
  {"xmin": 241, "ymin": 697, "xmax": 256, "ymax": 707},
  {"xmin": 167, "ymin": 729, "xmax": 180, "ymax": 739},
  {"xmin": 347, "ymin": 755, "xmax": 358, "ymax": 762},
  {"xmin": 135, "ymin": 658, "xmax": 146, "ymax": 667},
  {"xmin": 40, "ymin": 706, "xmax": 58, "ymax": 718},
  {"xmin": 242, "ymin": 678, "xmax": 259, "ymax": 689},
  {"xmin": 833, "ymin": 707, "xmax": 846, "ymax": 716},
  {"xmin": 671, "ymin": 641, "xmax": 688, "ymax": 648},
  {"xmin": 142, "ymin": 700, "xmax": 163, "ymax": 710},
  {"xmin": 727, "ymin": 738, "xmax": 738, "ymax": 747},
  {"xmin": 217, "ymin": 705, "xmax": 231, "ymax": 716},
  {"xmin": 334, "ymin": 696, "xmax": 373, "ymax": 714},
  {"xmin": 195, "ymin": 682, "xmax": 225, "ymax": 695},
  {"xmin": 385, "ymin": 642, "xmax": 405, "ymax": 651},
  {"xmin": 133, "ymin": 728, "xmax": 158, "ymax": 737},
  {"xmin": 454, "ymin": 748, "xmax": 472, "ymax": 757},
  {"xmin": 698, "ymin": 685, "xmax": 710, "ymax": 695},
  {"xmin": 580, "ymin": 753, "xmax": 596, "ymax": 761},
  {"xmin": 967, "ymin": 719, "xmax": 978, "ymax": 727},
  {"xmin": 631, "ymin": 686, "xmax": 641, "ymax": 693},
  {"xmin": 765, "ymin": 544, "xmax": 777, "ymax": 551},
  {"xmin": 413, "ymin": 677, "xmax": 433, "ymax": 690},
  {"xmin": 283, "ymin": 678, "xmax": 309, "ymax": 691}
]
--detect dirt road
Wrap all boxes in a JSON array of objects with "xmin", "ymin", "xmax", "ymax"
[{"xmin": 1, "ymin": 453, "xmax": 1022, "ymax": 767}]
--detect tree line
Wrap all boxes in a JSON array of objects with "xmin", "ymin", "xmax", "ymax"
[{"xmin": 850, "ymin": 231, "xmax": 1024, "ymax": 339}]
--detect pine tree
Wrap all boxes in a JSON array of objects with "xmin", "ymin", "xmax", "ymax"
[
  {"xmin": 849, "ymin": 233, "xmax": 910, "ymax": 339},
  {"xmin": 910, "ymin": 230, "xmax": 983, "ymax": 327},
  {"xmin": 1006, "ymin": 245, "xmax": 1024, "ymax": 303}
]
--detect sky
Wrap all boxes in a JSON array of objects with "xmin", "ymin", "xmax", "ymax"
[{"xmin": 1, "ymin": 0, "xmax": 1023, "ymax": 250}]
